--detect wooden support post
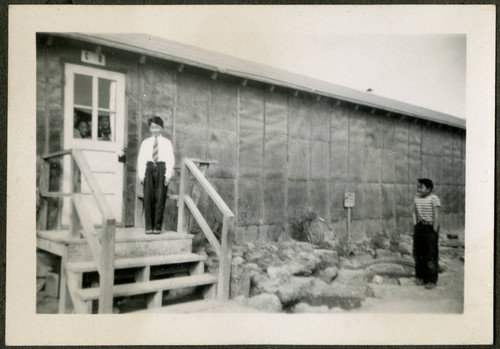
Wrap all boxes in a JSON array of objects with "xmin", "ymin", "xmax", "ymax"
[
  {"xmin": 58, "ymin": 255, "xmax": 73, "ymax": 313},
  {"xmin": 98, "ymin": 218, "xmax": 116, "ymax": 314},
  {"xmin": 190, "ymin": 261, "xmax": 205, "ymax": 276},
  {"xmin": 217, "ymin": 215, "xmax": 234, "ymax": 301},
  {"xmin": 66, "ymin": 270, "xmax": 92, "ymax": 314},
  {"xmin": 37, "ymin": 162, "xmax": 50, "ymax": 230},
  {"xmin": 346, "ymin": 207, "xmax": 351, "ymax": 254},
  {"xmin": 146, "ymin": 291, "xmax": 163, "ymax": 309},
  {"xmin": 177, "ymin": 161, "xmax": 189, "ymax": 234},
  {"xmin": 134, "ymin": 266, "xmax": 150, "ymax": 282}
]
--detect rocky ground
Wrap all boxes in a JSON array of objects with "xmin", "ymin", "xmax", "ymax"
[{"xmin": 37, "ymin": 229, "xmax": 464, "ymax": 314}]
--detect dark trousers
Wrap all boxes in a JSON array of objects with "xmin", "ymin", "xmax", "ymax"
[
  {"xmin": 413, "ymin": 222, "xmax": 439, "ymax": 284},
  {"xmin": 143, "ymin": 162, "xmax": 168, "ymax": 231}
]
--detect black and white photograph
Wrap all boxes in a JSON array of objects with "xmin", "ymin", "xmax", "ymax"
[{"xmin": 6, "ymin": 5, "xmax": 495, "ymax": 346}]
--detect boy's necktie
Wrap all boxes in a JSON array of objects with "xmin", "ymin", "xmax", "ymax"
[{"xmin": 153, "ymin": 136, "xmax": 158, "ymax": 162}]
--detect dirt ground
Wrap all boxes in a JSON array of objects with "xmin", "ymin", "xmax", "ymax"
[{"xmin": 354, "ymin": 249, "xmax": 464, "ymax": 313}]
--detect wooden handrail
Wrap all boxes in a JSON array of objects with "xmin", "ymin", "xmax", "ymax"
[
  {"xmin": 184, "ymin": 194, "xmax": 222, "ymax": 256},
  {"xmin": 184, "ymin": 158, "xmax": 234, "ymax": 218},
  {"xmin": 37, "ymin": 148, "xmax": 115, "ymax": 313},
  {"xmin": 178, "ymin": 158, "xmax": 235, "ymax": 301}
]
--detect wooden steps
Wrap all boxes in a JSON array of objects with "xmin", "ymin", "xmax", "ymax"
[
  {"xmin": 75, "ymin": 274, "xmax": 217, "ymax": 300},
  {"xmin": 63, "ymin": 250, "xmax": 217, "ymax": 314},
  {"xmin": 65, "ymin": 253, "xmax": 206, "ymax": 272}
]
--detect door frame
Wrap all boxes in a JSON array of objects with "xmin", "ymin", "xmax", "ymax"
[{"xmin": 62, "ymin": 63, "xmax": 126, "ymax": 225}]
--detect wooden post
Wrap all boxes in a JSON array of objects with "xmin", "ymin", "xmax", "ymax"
[
  {"xmin": 98, "ymin": 218, "xmax": 116, "ymax": 314},
  {"xmin": 217, "ymin": 215, "xmax": 234, "ymax": 301},
  {"xmin": 37, "ymin": 161, "xmax": 50, "ymax": 230},
  {"xmin": 177, "ymin": 160, "xmax": 189, "ymax": 234},
  {"xmin": 346, "ymin": 207, "xmax": 351, "ymax": 254}
]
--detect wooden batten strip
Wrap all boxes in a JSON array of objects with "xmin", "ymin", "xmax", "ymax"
[
  {"xmin": 72, "ymin": 149, "xmax": 114, "ymax": 220},
  {"xmin": 72, "ymin": 194, "xmax": 102, "ymax": 271},
  {"xmin": 183, "ymin": 194, "xmax": 222, "ymax": 257}
]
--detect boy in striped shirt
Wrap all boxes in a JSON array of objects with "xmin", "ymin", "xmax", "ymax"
[{"xmin": 412, "ymin": 178, "xmax": 441, "ymax": 289}]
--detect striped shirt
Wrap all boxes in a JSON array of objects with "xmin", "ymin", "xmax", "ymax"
[{"xmin": 413, "ymin": 194, "xmax": 441, "ymax": 223}]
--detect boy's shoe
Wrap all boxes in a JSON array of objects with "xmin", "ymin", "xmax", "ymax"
[
  {"xmin": 425, "ymin": 282, "xmax": 436, "ymax": 289},
  {"xmin": 145, "ymin": 230, "xmax": 154, "ymax": 235},
  {"xmin": 152, "ymin": 230, "xmax": 161, "ymax": 234}
]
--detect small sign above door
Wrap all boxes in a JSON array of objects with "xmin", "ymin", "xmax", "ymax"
[{"xmin": 81, "ymin": 50, "xmax": 105, "ymax": 66}]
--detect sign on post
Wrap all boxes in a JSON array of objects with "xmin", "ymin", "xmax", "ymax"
[
  {"xmin": 344, "ymin": 192, "xmax": 355, "ymax": 208},
  {"xmin": 344, "ymin": 192, "xmax": 355, "ymax": 254}
]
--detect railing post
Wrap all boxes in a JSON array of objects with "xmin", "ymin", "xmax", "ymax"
[
  {"xmin": 217, "ymin": 215, "xmax": 234, "ymax": 301},
  {"xmin": 98, "ymin": 218, "xmax": 116, "ymax": 314},
  {"xmin": 177, "ymin": 160, "xmax": 189, "ymax": 234},
  {"xmin": 37, "ymin": 161, "xmax": 50, "ymax": 230},
  {"xmin": 69, "ymin": 156, "xmax": 80, "ymax": 239}
]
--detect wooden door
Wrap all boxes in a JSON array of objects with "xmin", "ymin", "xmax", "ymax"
[{"xmin": 62, "ymin": 64, "xmax": 126, "ymax": 225}]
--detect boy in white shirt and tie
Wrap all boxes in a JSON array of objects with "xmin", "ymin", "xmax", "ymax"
[{"xmin": 137, "ymin": 116, "xmax": 175, "ymax": 234}]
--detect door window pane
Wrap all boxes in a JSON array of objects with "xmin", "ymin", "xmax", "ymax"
[
  {"xmin": 74, "ymin": 74, "xmax": 93, "ymax": 107},
  {"xmin": 98, "ymin": 78, "xmax": 115, "ymax": 110},
  {"xmin": 98, "ymin": 111, "xmax": 114, "ymax": 141},
  {"xmin": 73, "ymin": 108, "xmax": 92, "ymax": 139}
]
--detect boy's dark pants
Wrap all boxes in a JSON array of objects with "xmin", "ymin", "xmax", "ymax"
[
  {"xmin": 143, "ymin": 162, "xmax": 168, "ymax": 232},
  {"xmin": 413, "ymin": 222, "xmax": 439, "ymax": 284}
]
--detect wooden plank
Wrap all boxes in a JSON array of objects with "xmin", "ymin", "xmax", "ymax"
[
  {"xmin": 42, "ymin": 149, "xmax": 71, "ymax": 160},
  {"xmin": 99, "ymin": 218, "xmax": 116, "ymax": 314},
  {"xmin": 184, "ymin": 159, "xmax": 234, "ymax": 218},
  {"xmin": 66, "ymin": 270, "xmax": 92, "ymax": 314},
  {"xmin": 75, "ymin": 274, "xmax": 218, "ymax": 300},
  {"xmin": 184, "ymin": 194, "xmax": 221, "ymax": 257},
  {"xmin": 66, "ymin": 253, "xmax": 206, "ymax": 272},
  {"xmin": 40, "ymin": 191, "xmax": 72, "ymax": 198},
  {"xmin": 176, "ymin": 162, "xmax": 189, "ymax": 233},
  {"xmin": 37, "ymin": 162, "xmax": 50, "ymax": 230},
  {"xmin": 72, "ymin": 149, "xmax": 115, "ymax": 220},
  {"xmin": 217, "ymin": 215, "xmax": 234, "ymax": 301},
  {"xmin": 190, "ymin": 159, "xmax": 218, "ymax": 165},
  {"xmin": 72, "ymin": 194, "xmax": 102, "ymax": 269}
]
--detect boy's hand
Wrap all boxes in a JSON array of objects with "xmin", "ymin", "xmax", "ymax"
[{"xmin": 164, "ymin": 178, "xmax": 169, "ymax": 187}]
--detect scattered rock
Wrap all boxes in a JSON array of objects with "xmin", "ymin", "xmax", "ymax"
[
  {"xmin": 329, "ymin": 307, "xmax": 344, "ymax": 313},
  {"xmin": 318, "ymin": 267, "xmax": 338, "ymax": 284},
  {"xmin": 336, "ymin": 269, "xmax": 372, "ymax": 285},
  {"xmin": 339, "ymin": 258, "xmax": 363, "ymax": 270},
  {"xmin": 267, "ymin": 265, "xmax": 291, "ymax": 281},
  {"xmin": 247, "ymin": 293, "xmax": 282, "ymax": 313},
  {"xmin": 314, "ymin": 249, "xmax": 339, "ymax": 268},
  {"xmin": 372, "ymin": 275, "xmax": 384, "ymax": 284},
  {"xmin": 375, "ymin": 249, "xmax": 393, "ymax": 259},
  {"xmin": 440, "ymin": 239, "xmax": 464, "ymax": 248},
  {"xmin": 293, "ymin": 302, "xmax": 329, "ymax": 313},
  {"xmin": 276, "ymin": 277, "xmax": 315, "ymax": 305},
  {"xmin": 367, "ymin": 263, "xmax": 413, "ymax": 278},
  {"xmin": 230, "ymin": 260, "xmax": 257, "ymax": 298}
]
